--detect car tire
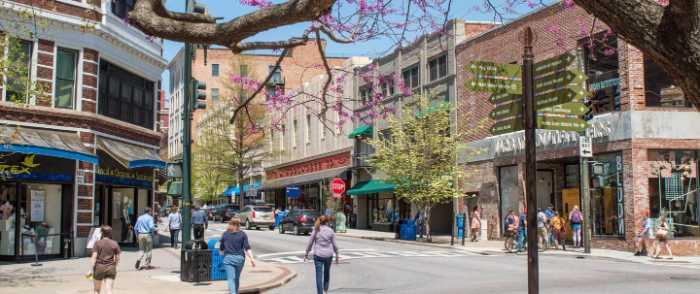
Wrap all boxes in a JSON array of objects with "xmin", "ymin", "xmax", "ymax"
[
  {"xmin": 279, "ymin": 224, "xmax": 285, "ymax": 234},
  {"xmin": 293, "ymin": 225, "xmax": 299, "ymax": 235}
]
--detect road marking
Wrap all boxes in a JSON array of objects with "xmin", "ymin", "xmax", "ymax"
[{"xmin": 258, "ymin": 249, "xmax": 477, "ymax": 264}]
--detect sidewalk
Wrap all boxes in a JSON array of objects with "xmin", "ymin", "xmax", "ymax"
[
  {"xmin": 337, "ymin": 229, "xmax": 700, "ymax": 267},
  {"xmin": 0, "ymin": 243, "xmax": 295, "ymax": 294}
]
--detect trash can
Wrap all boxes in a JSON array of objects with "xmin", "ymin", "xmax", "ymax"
[
  {"xmin": 456, "ymin": 214, "xmax": 465, "ymax": 239},
  {"xmin": 181, "ymin": 249, "xmax": 212, "ymax": 282},
  {"xmin": 207, "ymin": 239, "xmax": 226, "ymax": 281},
  {"xmin": 400, "ymin": 219, "xmax": 417, "ymax": 241}
]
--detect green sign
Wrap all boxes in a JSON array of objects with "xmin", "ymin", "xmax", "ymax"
[
  {"xmin": 536, "ymin": 115, "xmax": 588, "ymax": 132},
  {"xmin": 534, "ymin": 53, "xmax": 576, "ymax": 78},
  {"xmin": 539, "ymin": 102, "xmax": 589, "ymax": 116},
  {"xmin": 534, "ymin": 69, "xmax": 586, "ymax": 92},
  {"xmin": 490, "ymin": 92, "xmax": 521, "ymax": 104},
  {"xmin": 534, "ymin": 88, "xmax": 587, "ymax": 109},
  {"xmin": 491, "ymin": 119, "xmax": 523, "ymax": 135},
  {"xmin": 468, "ymin": 61, "xmax": 522, "ymax": 94},
  {"xmin": 490, "ymin": 100, "xmax": 522, "ymax": 120}
]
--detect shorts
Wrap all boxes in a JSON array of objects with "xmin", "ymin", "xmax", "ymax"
[
  {"xmin": 94, "ymin": 264, "xmax": 117, "ymax": 280},
  {"xmin": 571, "ymin": 223, "xmax": 581, "ymax": 232}
]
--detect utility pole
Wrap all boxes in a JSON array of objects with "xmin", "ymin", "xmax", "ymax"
[
  {"xmin": 581, "ymin": 156, "xmax": 591, "ymax": 253},
  {"xmin": 180, "ymin": 0, "xmax": 195, "ymax": 248},
  {"xmin": 522, "ymin": 27, "xmax": 539, "ymax": 294}
]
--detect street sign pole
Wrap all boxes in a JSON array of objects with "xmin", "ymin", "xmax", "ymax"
[
  {"xmin": 181, "ymin": 0, "xmax": 194, "ymax": 250},
  {"xmin": 581, "ymin": 154, "xmax": 592, "ymax": 253},
  {"xmin": 522, "ymin": 27, "xmax": 539, "ymax": 294}
]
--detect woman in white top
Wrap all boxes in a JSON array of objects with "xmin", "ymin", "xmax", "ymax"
[{"xmin": 168, "ymin": 206, "xmax": 182, "ymax": 248}]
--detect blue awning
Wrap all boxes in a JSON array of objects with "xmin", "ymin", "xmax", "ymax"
[
  {"xmin": 0, "ymin": 126, "xmax": 98, "ymax": 164},
  {"xmin": 96, "ymin": 137, "xmax": 165, "ymax": 169},
  {"xmin": 223, "ymin": 186, "xmax": 240, "ymax": 197}
]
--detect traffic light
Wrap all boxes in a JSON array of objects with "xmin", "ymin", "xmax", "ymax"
[
  {"xmin": 583, "ymin": 99, "xmax": 594, "ymax": 121},
  {"xmin": 192, "ymin": 79, "xmax": 207, "ymax": 110}
]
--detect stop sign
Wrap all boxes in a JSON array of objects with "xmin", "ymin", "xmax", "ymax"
[{"xmin": 331, "ymin": 178, "xmax": 346, "ymax": 196}]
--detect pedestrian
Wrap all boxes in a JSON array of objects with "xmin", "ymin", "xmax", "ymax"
[
  {"xmin": 634, "ymin": 210, "xmax": 653, "ymax": 256},
  {"xmin": 192, "ymin": 205, "xmax": 208, "ymax": 241},
  {"xmin": 134, "ymin": 207, "xmax": 155, "ymax": 270},
  {"xmin": 415, "ymin": 210, "xmax": 425, "ymax": 239},
  {"xmin": 537, "ymin": 209, "xmax": 548, "ymax": 250},
  {"xmin": 568, "ymin": 206, "xmax": 583, "ymax": 248},
  {"xmin": 305, "ymin": 215, "xmax": 340, "ymax": 294},
  {"xmin": 219, "ymin": 217, "xmax": 256, "ymax": 294},
  {"xmin": 504, "ymin": 209, "xmax": 518, "ymax": 252},
  {"xmin": 88, "ymin": 225, "xmax": 120, "ymax": 294},
  {"xmin": 544, "ymin": 205, "xmax": 555, "ymax": 248},
  {"xmin": 470, "ymin": 206, "xmax": 481, "ymax": 242},
  {"xmin": 651, "ymin": 215, "xmax": 673, "ymax": 259},
  {"xmin": 516, "ymin": 208, "xmax": 527, "ymax": 252},
  {"xmin": 550, "ymin": 211, "xmax": 566, "ymax": 250},
  {"xmin": 168, "ymin": 206, "xmax": 182, "ymax": 248}
]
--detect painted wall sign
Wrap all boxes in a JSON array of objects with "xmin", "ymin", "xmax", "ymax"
[{"xmin": 266, "ymin": 151, "xmax": 351, "ymax": 180}]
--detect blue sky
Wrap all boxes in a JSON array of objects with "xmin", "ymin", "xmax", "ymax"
[{"xmin": 160, "ymin": 0, "xmax": 553, "ymax": 95}]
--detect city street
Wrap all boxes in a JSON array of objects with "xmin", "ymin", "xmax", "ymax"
[{"xmin": 202, "ymin": 222, "xmax": 700, "ymax": 294}]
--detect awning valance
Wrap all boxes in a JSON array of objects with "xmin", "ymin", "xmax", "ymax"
[
  {"xmin": 223, "ymin": 186, "xmax": 240, "ymax": 197},
  {"xmin": 261, "ymin": 167, "xmax": 349, "ymax": 190},
  {"xmin": 347, "ymin": 124, "xmax": 373, "ymax": 139},
  {"xmin": 0, "ymin": 125, "xmax": 98, "ymax": 164},
  {"xmin": 96, "ymin": 137, "xmax": 165, "ymax": 169},
  {"xmin": 347, "ymin": 180, "xmax": 395, "ymax": 195}
]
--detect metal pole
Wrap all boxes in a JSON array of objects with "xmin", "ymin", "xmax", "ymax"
[
  {"xmin": 522, "ymin": 27, "xmax": 539, "ymax": 294},
  {"xmin": 180, "ymin": 0, "xmax": 194, "ymax": 248},
  {"xmin": 581, "ymin": 157, "xmax": 592, "ymax": 253},
  {"xmin": 461, "ymin": 212, "xmax": 466, "ymax": 246}
]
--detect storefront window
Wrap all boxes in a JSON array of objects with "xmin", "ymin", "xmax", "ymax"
[
  {"xmin": 21, "ymin": 184, "xmax": 62, "ymax": 256},
  {"xmin": 499, "ymin": 165, "xmax": 521, "ymax": 232},
  {"xmin": 644, "ymin": 58, "xmax": 691, "ymax": 107},
  {"xmin": 647, "ymin": 150, "xmax": 699, "ymax": 238},
  {"xmin": 581, "ymin": 32, "xmax": 621, "ymax": 114},
  {"xmin": 370, "ymin": 193, "xmax": 398, "ymax": 225},
  {"xmin": 590, "ymin": 153, "xmax": 624, "ymax": 236},
  {"xmin": 0, "ymin": 183, "xmax": 17, "ymax": 256}
]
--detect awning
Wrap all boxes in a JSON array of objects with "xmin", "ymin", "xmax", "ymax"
[
  {"xmin": 96, "ymin": 137, "xmax": 165, "ymax": 169},
  {"xmin": 223, "ymin": 185, "xmax": 240, "ymax": 197},
  {"xmin": 261, "ymin": 166, "xmax": 349, "ymax": 190},
  {"xmin": 0, "ymin": 125, "xmax": 98, "ymax": 164},
  {"xmin": 347, "ymin": 124, "xmax": 373, "ymax": 139},
  {"xmin": 347, "ymin": 180, "xmax": 395, "ymax": 195}
]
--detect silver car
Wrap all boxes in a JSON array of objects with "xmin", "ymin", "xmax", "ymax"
[{"xmin": 238, "ymin": 205, "xmax": 274, "ymax": 230}]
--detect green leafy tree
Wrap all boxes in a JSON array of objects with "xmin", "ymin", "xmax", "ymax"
[{"xmin": 368, "ymin": 95, "xmax": 462, "ymax": 242}]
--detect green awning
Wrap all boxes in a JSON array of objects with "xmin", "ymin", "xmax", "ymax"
[
  {"xmin": 348, "ymin": 124, "xmax": 373, "ymax": 139},
  {"xmin": 167, "ymin": 180, "xmax": 182, "ymax": 197},
  {"xmin": 347, "ymin": 180, "xmax": 395, "ymax": 195}
]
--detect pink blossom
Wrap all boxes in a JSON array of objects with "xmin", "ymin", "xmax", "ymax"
[{"xmin": 239, "ymin": 0, "xmax": 272, "ymax": 8}]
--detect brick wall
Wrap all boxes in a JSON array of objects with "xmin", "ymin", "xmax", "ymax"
[
  {"xmin": 75, "ymin": 131, "xmax": 96, "ymax": 238},
  {"xmin": 36, "ymin": 39, "xmax": 55, "ymax": 107},
  {"xmin": 10, "ymin": 0, "xmax": 102, "ymax": 21},
  {"xmin": 81, "ymin": 48, "xmax": 99, "ymax": 113}
]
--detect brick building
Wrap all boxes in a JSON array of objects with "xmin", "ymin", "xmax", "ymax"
[
  {"xmin": 456, "ymin": 4, "xmax": 700, "ymax": 254},
  {"xmin": 167, "ymin": 40, "xmax": 346, "ymax": 202},
  {"xmin": 0, "ymin": 0, "xmax": 166, "ymax": 261}
]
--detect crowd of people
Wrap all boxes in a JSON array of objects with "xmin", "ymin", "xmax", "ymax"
[{"xmin": 498, "ymin": 205, "xmax": 586, "ymax": 253}]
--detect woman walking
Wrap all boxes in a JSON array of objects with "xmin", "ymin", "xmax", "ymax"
[
  {"xmin": 305, "ymin": 215, "xmax": 339, "ymax": 294},
  {"xmin": 168, "ymin": 206, "xmax": 182, "ymax": 248},
  {"xmin": 569, "ymin": 206, "xmax": 583, "ymax": 248},
  {"xmin": 652, "ymin": 216, "xmax": 673, "ymax": 260},
  {"xmin": 88, "ymin": 225, "xmax": 121, "ymax": 294},
  {"xmin": 470, "ymin": 206, "xmax": 481, "ymax": 242},
  {"xmin": 219, "ymin": 218, "xmax": 256, "ymax": 294}
]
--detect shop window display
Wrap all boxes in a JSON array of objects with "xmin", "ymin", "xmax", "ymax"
[
  {"xmin": 590, "ymin": 153, "xmax": 624, "ymax": 236},
  {"xmin": 21, "ymin": 184, "xmax": 62, "ymax": 256},
  {"xmin": 370, "ymin": 194, "xmax": 399, "ymax": 225},
  {"xmin": 648, "ymin": 150, "xmax": 699, "ymax": 238},
  {"xmin": 0, "ymin": 183, "xmax": 17, "ymax": 256},
  {"xmin": 580, "ymin": 32, "xmax": 621, "ymax": 114}
]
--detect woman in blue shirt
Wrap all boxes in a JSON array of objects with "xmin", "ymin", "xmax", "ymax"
[{"xmin": 219, "ymin": 217, "xmax": 256, "ymax": 294}]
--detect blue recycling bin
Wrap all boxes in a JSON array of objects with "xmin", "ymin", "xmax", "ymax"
[
  {"xmin": 400, "ymin": 219, "xmax": 417, "ymax": 240},
  {"xmin": 207, "ymin": 238, "xmax": 226, "ymax": 281},
  {"xmin": 274, "ymin": 211, "xmax": 287, "ymax": 228},
  {"xmin": 456, "ymin": 214, "xmax": 465, "ymax": 239}
]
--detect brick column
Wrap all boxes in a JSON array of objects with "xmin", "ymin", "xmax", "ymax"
[
  {"xmin": 36, "ymin": 39, "xmax": 55, "ymax": 107},
  {"xmin": 81, "ymin": 48, "xmax": 99, "ymax": 113},
  {"xmin": 618, "ymin": 40, "xmax": 646, "ymax": 111},
  {"xmin": 75, "ymin": 132, "xmax": 96, "ymax": 239}
]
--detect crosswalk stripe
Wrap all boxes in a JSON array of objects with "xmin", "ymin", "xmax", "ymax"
[{"xmin": 259, "ymin": 249, "xmax": 477, "ymax": 264}]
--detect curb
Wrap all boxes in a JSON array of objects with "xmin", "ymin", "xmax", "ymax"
[{"xmin": 240, "ymin": 265, "xmax": 297, "ymax": 294}]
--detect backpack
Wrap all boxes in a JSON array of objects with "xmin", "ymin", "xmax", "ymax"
[{"xmin": 571, "ymin": 211, "xmax": 582, "ymax": 223}]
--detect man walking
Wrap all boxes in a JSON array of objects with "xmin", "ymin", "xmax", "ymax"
[
  {"xmin": 134, "ymin": 207, "xmax": 156, "ymax": 270},
  {"xmin": 192, "ymin": 205, "xmax": 208, "ymax": 241}
]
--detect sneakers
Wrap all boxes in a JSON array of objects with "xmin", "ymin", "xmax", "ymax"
[{"xmin": 135, "ymin": 260, "xmax": 141, "ymax": 270}]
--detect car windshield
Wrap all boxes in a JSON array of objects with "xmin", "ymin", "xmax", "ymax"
[{"xmin": 253, "ymin": 206, "xmax": 273, "ymax": 212}]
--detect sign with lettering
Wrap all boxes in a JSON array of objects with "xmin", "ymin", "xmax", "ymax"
[
  {"xmin": 467, "ymin": 61, "xmax": 522, "ymax": 94},
  {"xmin": 534, "ymin": 53, "xmax": 576, "ymax": 78},
  {"xmin": 97, "ymin": 151, "xmax": 153, "ymax": 189},
  {"xmin": 0, "ymin": 154, "xmax": 73, "ymax": 182},
  {"xmin": 331, "ymin": 178, "xmax": 346, "ymax": 198},
  {"xmin": 579, "ymin": 136, "xmax": 593, "ymax": 158},
  {"xmin": 266, "ymin": 151, "xmax": 351, "ymax": 180}
]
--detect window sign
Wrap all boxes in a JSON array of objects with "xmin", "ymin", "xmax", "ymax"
[{"xmin": 30, "ymin": 190, "xmax": 45, "ymax": 222}]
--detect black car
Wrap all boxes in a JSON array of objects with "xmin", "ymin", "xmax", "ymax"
[
  {"xmin": 279, "ymin": 209, "xmax": 319, "ymax": 235},
  {"xmin": 217, "ymin": 204, "xmax": 240, "ymax": 222}
]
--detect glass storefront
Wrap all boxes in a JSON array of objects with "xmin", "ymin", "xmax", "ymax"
[
  {"xmin": 369, "ymin": 192, "xmax": 399, "ymax": 226},
  {"xmin": 647, "ymin": 150, "xmax": 699, "ymax": 238},
  {"xmin": 590, "ymin": 152, "xmax": 625, "ymax": 236}
]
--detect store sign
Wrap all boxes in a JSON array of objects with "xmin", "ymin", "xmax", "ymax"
[
  {"xmin": 0, "ymin": 154, "xmax": 73, "ymax": 182},
  {"xmin": 494, "ymin": 120, "xmax": 613, "ymax": 155},
  {"xmin": 286, "ymin": 186, "xmax": 300, "ymax": 198},
  {"xmin": 0, "ymin": 154, "xmax": 40, "ymax": 177},
  {"xmin": 266, "ymin": 152, "xmax": 350, "ymax": 180},
  {"xmin": 96, "ymin": 168, "xmax": 153, "ymax": 182},
  {"xmin": 96, "ymin": 151, "xmax": 154, "ymax": 189}
]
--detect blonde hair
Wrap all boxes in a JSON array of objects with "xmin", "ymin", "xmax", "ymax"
[
  {"xmin": 315, "ymin": 215, "xmax": 330, "ymax": 230},
  {"xmin": 228, "ymin": 217, "xmax": 242, "ymax": 232}
]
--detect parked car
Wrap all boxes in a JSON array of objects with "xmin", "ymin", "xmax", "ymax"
[
  {"xmin": 218, "ymin": 204, "xmax": 240, "ymax": 222},
  {"xmin": 209, "ymin": 204, "xmax": 227, "ymax": 222},
  {"xmin": 279, "ymin": 209, "xmax": 319, "ymax": 235},
  {"xmin": 238, "ymin": 205, "xmax": 274, "ymax": 230}
]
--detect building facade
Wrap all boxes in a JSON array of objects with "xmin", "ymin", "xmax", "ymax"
[
  {"xmin": 456, "ymin": 5, "xmax": 700, "ymax": 254},
  {"xmin": 349, "ymin": 20, "xmax": 496, "ymax": 233},
  {"xmin": 262, "ymin": 57, "xmax": 370, "ymax": 215},
  {"xmin": 167, "ymin": 40, "xmax": 347, "ymax": 202},
  {"xmin": 0, "ymin": 0, "xmax": 166, "ymax": 260}
]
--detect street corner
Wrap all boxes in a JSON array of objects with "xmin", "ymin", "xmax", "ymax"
[{"xmin": 239, "ymin": 261, "xmax": 297, "ymax": 294}]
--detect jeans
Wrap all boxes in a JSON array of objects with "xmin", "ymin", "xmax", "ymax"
[
  {"xmin": 193, "ymin": 224, "xmax": 205, "ymax": 241},
  {"xmin": 314, "ymin": 255, "xmax": 333, "ymax": 294},
  {"xmin": 224, "ymin": 254, "xmax": 245, "ymax": 294},
  {"xmin": 137, "ymin": 234, "xmax": 153, "ymax": 268},
  {"xmin": 516, "ymin": 229, "xmax": 527, "ymax": 251},
  {"xmin": 169, "ymin": 228, "xmax": 180, "ymax": 248}
]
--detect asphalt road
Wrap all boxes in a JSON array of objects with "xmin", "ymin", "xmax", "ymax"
[{"xmin": 204, "ymin": 222, "xmax": 700, "ymax": 294}]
